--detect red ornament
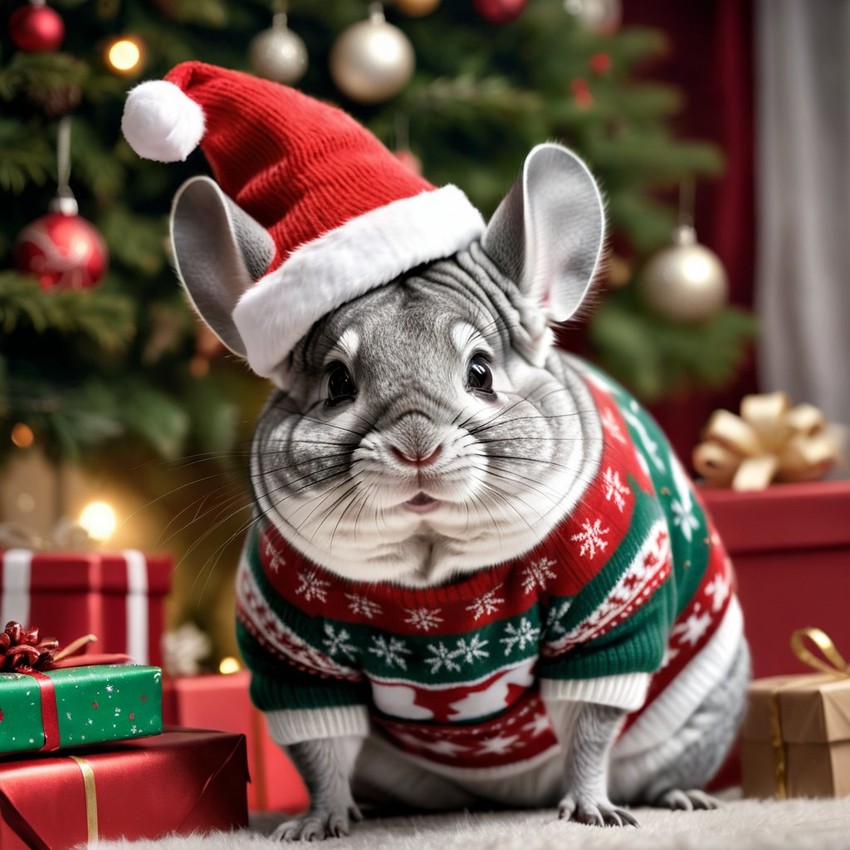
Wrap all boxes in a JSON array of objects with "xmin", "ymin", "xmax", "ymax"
[
  {"xmin": 9, "ymin": 2, "xmax": 65, "ymax": 53},
  {"xmin": 15, "ymin": 202, "xmax": 108, "ymax": 290},
  {"xmin": 473, "ymin": 0, "xmax": 527, "ymax": 25},
  {"xmin": 571, "ymin": 78, "xmax": 593, "ymax": 109},
  {"xmin": 589, "ymin": 52, "xmax": 612, "ymax": 75}
]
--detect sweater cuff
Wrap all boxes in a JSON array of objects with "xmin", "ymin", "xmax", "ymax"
[
  {"xmin": 264, "ymin": 704, "xmax": 370, "ymax": 746},
  {"xmin": 540, "ymin": 672, "xmax": 650, "ymax": 711}
]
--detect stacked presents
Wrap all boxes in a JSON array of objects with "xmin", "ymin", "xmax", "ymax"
[
  {"xmin": 0, "ymin": 544, "xmax": 252, "ymax": 847},
  {"xmin": 696, "ymin": 392, "xmax": 850, "ymax": 799}
]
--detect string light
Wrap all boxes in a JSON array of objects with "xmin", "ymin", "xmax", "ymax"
[
  {"xmin": 11, "ymin": 423, "xmax": 34, "ymax": 448},
  {"xmin": 219, "ymin": 656, "xmax": 241, "ymax": 675},
  {"xmin": 106, "ymin": 36, "xmax": 143, "ymax": 75},
  {"xmin": 79, "ymin": 500, "xmax": 117, "ymax": 542}
]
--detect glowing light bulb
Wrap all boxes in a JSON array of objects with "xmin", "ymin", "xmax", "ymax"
[
  {"xmin": 79, "ymin": 501, "xmax": 117, "ymax": 542},
  {"xmin": 106, "ymin": 37, "xmax": 143, "ymax": 74},
  {"xmin": 219, "ymin": 656, "xmax": 241, "ymax": 675}
]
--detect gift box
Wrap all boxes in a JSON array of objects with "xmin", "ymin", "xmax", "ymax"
[
  {"xmin": 0, "ymin": 664, "xmax": 162, "ymax": 756},
  {"xmin": 162, "ymin": 671, "xmax": 308, "ymax": 814},
  {"xmin": 741, "ymin": 672, "xmax": 850, "ymax": 799},
  {"xmin": 0, "ymin": 549, "xmax": 171, "ymax": 666},
  {"xmin": 701, "ymin": 480, "xmax": 850, "ymax": 678},
  {"xmin": 0, "ymin": 727, "xmax": 248, "ymax": 848}
]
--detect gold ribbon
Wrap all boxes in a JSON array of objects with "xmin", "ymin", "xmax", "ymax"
[
  {"xmin": 790, "ymin": 627, "xmax": 850, "ymax": 678},
  {"xmin": 693, "ymin": 392, "xmax": 845, "ymax": 491},
  {"xmin": 69, "ymin": 756, "xmax": 98, "ymax": 844},
  {"xmin": 767, "ymin": 629, "xmax": 849, "ymax": 798}
]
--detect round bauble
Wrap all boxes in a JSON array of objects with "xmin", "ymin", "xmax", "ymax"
[
  {"xmin": 330, "ymin": 8, "xmax": 415, "ymax": 103},
  {"xmin": 10, "ymin": 2, "xmax": 64, "ymax": 53},
  {"xmin": 249, "ymin": 16, "xmax": 308, "ymax": 85},
  {"xmin": 639, "ymin": 225, "xmax": 728, "ymax": 323},
  {"xmin": 473, "ymin": 0, "xmax": 527, "ymax": 25},
  {"xmin": 564, "ymin": 0, "xmax": 621, "ymax": 34},
  {"xmin": 15, "ymin": 200, "xmax": 108, "ymax": 291},
  {"xmin": 394, "ymin": 0, "xmax": 441, "ymax": 16}
]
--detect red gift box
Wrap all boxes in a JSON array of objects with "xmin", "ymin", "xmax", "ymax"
[
  {"xmin": 0, "ymin": 549, "xmax": 170, "ymax": 667},
  {"xmin": 0, "ymin": 728, "xmax": 248, "ymax": 849},
  {"xmin": 163, "ymin": 671, "xmax": 308, "ymax": 814},
  {"xmin": 701, "ymin": 480, "xmax": 850, "ymax": 679}
]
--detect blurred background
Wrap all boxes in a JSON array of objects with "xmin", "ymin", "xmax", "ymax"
[{"xmin": 0, "ymin": 0, "xmax": 842, "ymax": 666}]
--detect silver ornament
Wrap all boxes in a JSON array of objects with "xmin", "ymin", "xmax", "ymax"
[
  {"xmin": 249, "ymin": 13, "xmax": 308, "ymax": 85},
  {"xmin": 564, "ymin": 0, "xmax": 621, "ymax": 33},
  {"xmin": 330, "ymin": 3, "xmax": 415, "ymax": 104},
  {"xmin": 639, "ymin": 224, "xmax": 729, "ymax": 323}
]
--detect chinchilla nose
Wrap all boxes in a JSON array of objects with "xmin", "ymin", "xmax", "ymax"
[{"xmin": 390, "ymin": 444, "xmax": 443, "ymax": 468}]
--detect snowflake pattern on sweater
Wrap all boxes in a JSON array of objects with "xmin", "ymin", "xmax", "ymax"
[{"xmin": 237, "ymin": 365, "xmax": 739, "ymax": 777}]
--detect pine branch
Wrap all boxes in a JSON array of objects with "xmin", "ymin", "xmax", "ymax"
[
  {"xmin": 0, "ymin": 272, "xmax": 135, "ymax": 353},
  {"xmin": 98, "ymin": 206, "xmax": 168, "ymax": 275},
  {"xmin": 590, "ymin": 298, "xmax": 759, "ymax": 401},
  {"xmin": 404, "ymin": 74, "xmax": 541, "ymax": 123},
  {"xmin": 0, "ymin": 52, "xmax": 88, "ymax": 101},
  {"xmin": 0, "ymin": 119, "xmax": 53, "ymax": 194}
]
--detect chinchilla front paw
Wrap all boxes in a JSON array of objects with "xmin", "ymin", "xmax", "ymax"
[
  {"xmin": 271, "ymin": 804, "xmax": 363, "ymax": 841},
  {"xmin": 557, "ymin": 792, "xmax": 638, "ymax": 828}
]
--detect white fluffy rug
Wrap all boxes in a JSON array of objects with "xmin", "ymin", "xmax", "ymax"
[{"xmin": 100, "ymin": 797, "xmax": 850, "ymax": 850}]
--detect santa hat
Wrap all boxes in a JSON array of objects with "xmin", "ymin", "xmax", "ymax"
[{"xmin": 121, "ymin": 61, "xmax": 485, "ymax": 378}]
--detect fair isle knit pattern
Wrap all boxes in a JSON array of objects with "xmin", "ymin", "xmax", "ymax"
[{"xmin": 236, "ymin": 366, "xmax": 738, "ymax": 778}]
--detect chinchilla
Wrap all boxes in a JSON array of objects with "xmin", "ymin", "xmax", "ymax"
[
  {"xmin": 165, "ymin": 142, "xmax": 749, "ymax": 840},
  {"xmin": 110, "ymin": 52, "xmax": 750, "ymax": 837}
]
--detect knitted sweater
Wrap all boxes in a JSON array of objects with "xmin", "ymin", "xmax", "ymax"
[{"xmin": 236, "ymin": 366, "xmax": 742, "ymax": 779}]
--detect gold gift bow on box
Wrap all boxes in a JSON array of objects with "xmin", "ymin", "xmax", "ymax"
[
  {"xmin": 769, "ymin": 628, "xmax": 850, "ymax": 799},
  {"xmin": 693, "ymin": 392, "xmax": 845, "ymax": 491}
]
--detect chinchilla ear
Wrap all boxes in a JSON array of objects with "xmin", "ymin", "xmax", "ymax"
[
  {"xmin": 482, "ymin": 143, "xmax": 605, "ymax": 325},
  {"xmin": 170, "ymin": 176, "xmax": 275, "ymax": 358}
]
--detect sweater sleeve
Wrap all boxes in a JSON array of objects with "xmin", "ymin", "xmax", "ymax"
[
  {"xmin": 537, "ymin": 510, "xmax": 677, "ymax": 712},
  {"xmin": 537, "ymin": 579, "xmax": 675, "ymax": 710},
  {"xmin": 235, "ymin": 534, "xmax": 370, "ymax": 746},
  {"xmin": 237, "ymin": 619, "xmax": 370, "ymax": 745}
]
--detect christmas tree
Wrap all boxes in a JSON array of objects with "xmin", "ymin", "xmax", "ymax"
[{"xmin": 0, "ymin": 0, "xmax": 755, "ymax": 658}]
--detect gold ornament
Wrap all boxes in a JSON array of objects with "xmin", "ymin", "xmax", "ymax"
[
  {"xmin": 394, "ymin": 0, "xmax": 441, "ymax": 15},
  {"xmin": 249, "ymin": 13, "xmax": 308, "ymax": 85},
  {"xmin": 693, "ymin": 392, "xmax": 846, "ymax": 491},
  {"xmin": 330, "ymin": 4, "xmax": 415, "ymax": 104},
  {"xmin": 639, "ymin": 224, "xmax": 729, "ymax": 323}
]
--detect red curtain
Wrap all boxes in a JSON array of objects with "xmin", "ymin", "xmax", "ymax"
[{"xmin": 622, "ymin": 0, "xmax": 758, "ymax": 463}]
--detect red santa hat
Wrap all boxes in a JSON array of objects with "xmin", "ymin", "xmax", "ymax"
[{"xmin": 121, "ymin": 61, "xmax": 485, "ymax": 379}]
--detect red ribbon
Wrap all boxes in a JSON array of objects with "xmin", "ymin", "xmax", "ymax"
[{"xmin": 24, "ymin": 670, "xmax": 61, "ymax": 752}]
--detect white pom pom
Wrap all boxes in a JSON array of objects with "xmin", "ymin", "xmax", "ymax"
[{"xmin": 122, "ymin": 80, "xmax": 205, "ymax": 163}]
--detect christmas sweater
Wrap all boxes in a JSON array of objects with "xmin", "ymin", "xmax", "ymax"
[{"xmin": 236, "ymin": 365, "xmax": 742, "ymax": 779}]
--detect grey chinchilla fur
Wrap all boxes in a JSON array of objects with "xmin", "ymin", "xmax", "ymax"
[{"xmin": 169, "ymin": 144, "xmax": 749, "ymax": 840}]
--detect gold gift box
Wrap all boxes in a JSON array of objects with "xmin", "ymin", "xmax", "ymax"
[{"xmin": 741, "ymin": 674, "xmax": 850, "ymax": 799}]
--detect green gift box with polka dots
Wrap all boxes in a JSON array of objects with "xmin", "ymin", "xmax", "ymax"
[{"xmin": 0, "ymin": 664, "xmax": 162, "ymax": 754}]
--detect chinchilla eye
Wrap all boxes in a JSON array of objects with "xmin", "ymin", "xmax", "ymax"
[
  {"xmin": 326, "ymin": 362, "xmax": 357, "ymax": 406},
  {"xmin": 466, "ymin": 354, "xmax": 493, "ymax": 394}
]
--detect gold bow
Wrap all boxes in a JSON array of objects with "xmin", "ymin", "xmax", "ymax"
[
  {"xmin": 790, "ymin": 627, "xmax": 849, "ymax": 678},
  {"xmin": 693, "ymin": 392, "xmax": 845, "ymax": 491}
]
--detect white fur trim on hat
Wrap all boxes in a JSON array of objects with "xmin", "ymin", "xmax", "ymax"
[
  {"xmin": 232, "ymin": 185, "xmax": 485, "ymax": 380},
  {"xmin": 122, "ymin": 80, "xmax": 205, "ymax": 163}
]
